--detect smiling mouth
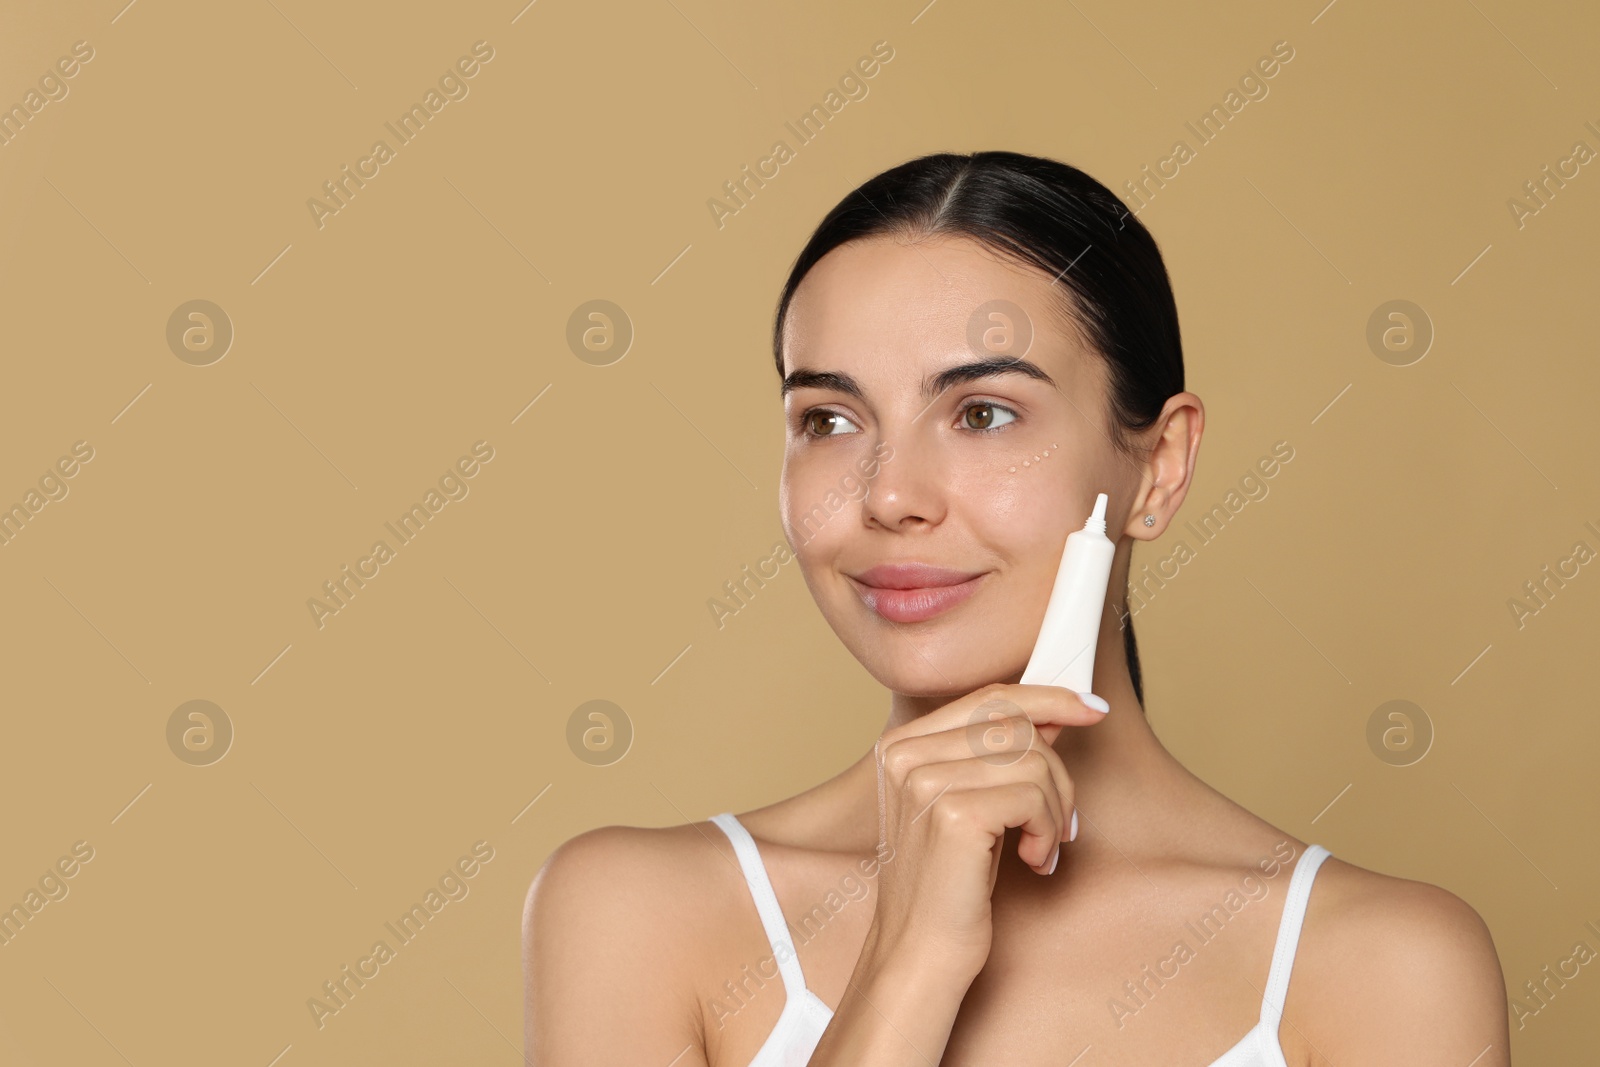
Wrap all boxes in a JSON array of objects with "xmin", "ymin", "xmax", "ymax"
[{"xmin": 846, "ymin": 572, "xmax": 989, "ymax": 623}]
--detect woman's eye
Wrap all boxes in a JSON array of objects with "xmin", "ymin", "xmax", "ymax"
[
  {"xmin": 961, "ymin": 402, "xmax": 1018, "ymax": 431},
  {"xmin": 799, "ymin": 402, "xmax": 1016, "ymax": 437},
  {"xmin": 804, "ymin": 409, "xmax": 861, "ymax": 436}
]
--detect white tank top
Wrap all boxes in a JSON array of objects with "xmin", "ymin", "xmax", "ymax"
[{"xmin": 709, "ymin": 812, "xmax": 1332, "ymax": 1067}]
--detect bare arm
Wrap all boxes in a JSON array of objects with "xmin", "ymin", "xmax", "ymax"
[
  {"xmin": 522, "ymin": 826, "xmax": 708, "ymax": 1067},
  {"xmin": 806, "ymin": 916, "xmax": 977, "ymax": 1064}
]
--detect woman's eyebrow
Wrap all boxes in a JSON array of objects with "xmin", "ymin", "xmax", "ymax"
[{"xmin": 780, "ymin": 356, "xmax": 1058, "ymax": 401}]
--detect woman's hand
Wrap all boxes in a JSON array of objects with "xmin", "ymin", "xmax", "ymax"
[{"xmin": 865, "ymin": 682, "xmax": 1110, "ymax": 983}]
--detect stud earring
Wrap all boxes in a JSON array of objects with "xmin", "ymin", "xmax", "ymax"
[{"xmin": 1144, "ymin": 514, "xmax": 1156, "ymax": 526}]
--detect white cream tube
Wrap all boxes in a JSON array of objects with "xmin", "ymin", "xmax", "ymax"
[{"xmin": 1019, "ymin": 492, "xmax": 1114, "ymax": 693}]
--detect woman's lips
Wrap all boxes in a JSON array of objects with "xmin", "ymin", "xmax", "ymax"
[{"xmin": 846, "ymin": 572, "xmax": 988, "ymax": 623}]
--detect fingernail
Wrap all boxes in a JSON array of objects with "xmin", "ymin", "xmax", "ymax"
[
  {"xmin": 1046, "ymin": 843, "xmax": 1060, "ymax": 875},
  {"xmin": 1069, "ymin": 810, "xmax": 1079, "ymax": 842},
  {"xmin": 1080, "ymin": 692, "xmax": 1110, "ymax": 714}
]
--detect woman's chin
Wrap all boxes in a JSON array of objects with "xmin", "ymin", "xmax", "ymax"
[
  {"xmin": 826, "ymin": 613, "xmax": 1030, "ymax": 698},
  {"xmin": 868, "ymin": 656, "xmax": 1025, "ymax": 701}
]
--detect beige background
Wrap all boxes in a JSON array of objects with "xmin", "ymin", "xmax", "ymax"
[{"xmin": 1, "ymin": 0, "xmax": 1596, "ymax": 1063}]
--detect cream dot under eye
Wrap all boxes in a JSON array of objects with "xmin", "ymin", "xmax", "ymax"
[{"xmin": 1007, "ymin": 444, "xmax": 1058, "ymax": 474}]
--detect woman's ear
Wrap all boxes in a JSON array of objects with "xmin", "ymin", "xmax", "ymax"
[{"xmin": 1126, "ymin": 392, "xmax": 1204, "ymax": 538}]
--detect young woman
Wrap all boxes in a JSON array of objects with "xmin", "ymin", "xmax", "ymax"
[{"xmin": 523, "ymin": 151, "xmax": 1511, "ymax": 1066}]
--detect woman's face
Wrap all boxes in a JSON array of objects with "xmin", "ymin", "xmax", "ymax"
[{"xmin": 779, "ymin": 233, "xmax": 1132, "ymax": 697}]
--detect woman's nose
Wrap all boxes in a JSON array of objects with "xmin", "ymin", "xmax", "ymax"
[{"xmin": 858, "ymin": 435, "xmax": 948, "ymax": 531}]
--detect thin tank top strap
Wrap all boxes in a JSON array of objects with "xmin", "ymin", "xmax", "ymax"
[
  {"xmin": 1259, "ymin": 843, "xmax": 1332, "ymax": 1028},
  {"xmin": 708, "ymin": 813, "xmax": 808, "ymax": 999}
]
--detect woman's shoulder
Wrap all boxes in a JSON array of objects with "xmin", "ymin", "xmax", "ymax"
[
  {"xmin": 1186, "ymin": 799, "xmax": 1510, "ymax": 1062},
  {"xmin": 525, "ymin": 817, "xmax": 743, "ymax": 922},
  {"xmin": 521, "ymin": 819, "xmax": 756, "ymax": 1027},
  {"xmin": 523, "ymin": 819, "xmax": 775, "ymax": 1058},
  {"xmin": 1204, "ymin": 811, "xmax": 1502, "ymax": 997},
  {"xmin": 1195, "ymin": 791, "xmax": 1497, "ymax": 963},
  {"xmin": 1285, "ymin": 846, "xmax": 1510, "ymax": 1062},
  {"xmin": 1307, "ymin": 848, "xmax": 1489, "ymax": 931},
  {"xmin": 524, "ymin": 815, "xmax": 777, "ymax": 965},
  {"xmin": 1300, "ymin": 846, "xmax": 1499, "ymax": 973}
]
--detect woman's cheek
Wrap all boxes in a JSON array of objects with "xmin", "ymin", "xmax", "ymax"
[
  {"xmin": 779, "ymin": 473, "xmax": 847, "ymax": 558},
  {"xmin": 950, "ymin": 459, "xmax": 1035, "ymax": 525},
  {"xmin": 955, "ymin": 456, "xmax": 1083, "ymax": 560}
]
